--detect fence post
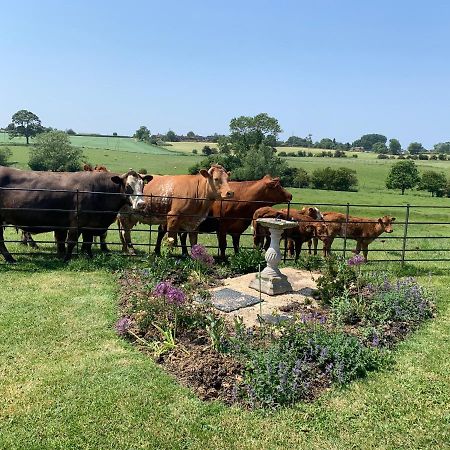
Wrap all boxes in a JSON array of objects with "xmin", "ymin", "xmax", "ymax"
[
  {"xmin": 401, "ymin": 203, "xmax": 410, "ymax": 265},
  {"xmin": 342, "ymin": 203, "xmax": 350, "ymax": 258},
  {"xmin": 76, "ymin": 189, "xmax": 79, "ymax": 256},
  {"xmin": 148, "ymin": 194, "xmax": 152, "ymax": 255}
]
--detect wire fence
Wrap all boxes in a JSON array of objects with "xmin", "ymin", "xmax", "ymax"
[{"xmin": 1, "ymin": 186, "xmax": 449, "ymax": 264}]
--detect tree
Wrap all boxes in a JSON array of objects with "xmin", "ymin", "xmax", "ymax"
[
  {"xmin": 166, "ymin": 130, "xmax": 178, "ymax": 142},
  {"xmin": 133, "ymin": 126, "xmax": 151, "ymax": 142},
  {"xmin": 229, "ymin": 113, "xmax": 282, "ymax": 157},
  {"xmin": 352, "ymin": 134, "xmax": 387, "ymax": 151},
  {"xmin": 388, "ymin": 138, "xmax": 402, "ymax": 155},
  {"xmin": 7, "ymin": 109, "xmax": 43, "ymax": 144},
  {"xmin": 433, "ymin": 142, "xmax": 450, "ymax": 154},
  {"xmin": 66, "ymin": 128, "xmax": 76, "ymax": 135},
  {"xmin": 386, "ymin": 160, "xmax": 420, "ymax": 194},
  {"xmin": 112, "ymin": 132, "xmax": 118, "ymax": 137},
  {"xmin": 407, "ymin": 142, "xmax": 425, "ymax": 154},
  {"xmin": 311, "ymin": 167, "xmax": 358, "ymax": 191},
  {"xmin": 372, "ymin": 142, "xmax": 388, "ymax": 153},
  {"xmin": 202, "ymin": 145, "xmax": 217, "ymax": 156},
  {"xmin": 187, "ymin": 131, "xmax": 196, "ymax": 139},
  {"xmin": 28, "ymin": 131, "xmax": 84, "ymax": 172},
  {"xmin": 419, "ymin": 171, "xmax": 447, "ymax": 197}
]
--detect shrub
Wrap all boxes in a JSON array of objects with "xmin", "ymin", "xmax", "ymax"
[
  {"xmin": 352, "ymin": 154, "xmax": 358, "ymax": 158},
  {"xmin": 192, "ymin": 149, "xmax": 198, "ymax": 154},
  {"xmin": 377, "ymin": 153, "xmax": 389, "ymax": 159},
  {"xmin": 418, "ymin": 153, "xmax": 429, "ymax": 160},
  {"xmin": 311, "ymin": 167, "xmax": 358, "ymax": 191},
  {"xmin": 240, "ymin": 322, "xmax": 382, "ymax": 408},
  {"xmin": 138, "ymin": 168, "xmax": 148, "ymax": 174},
  {"xmin": 229, "ymin": 248, "xmax": 265, "ymax": 274},
  {"xmin": 316, "ymin": 256, "xmax": 357, "ymax": 304},
  {"xmin": 278, "ymin": 151, "xmax": 287, "ymax": 157},
  {"xmin": 29, "ymin": 131, "xmax": 83, "ymax": 171},
  {"xmin": 0, "ymin": 146, "xmax": 12, "ymax": 166}
]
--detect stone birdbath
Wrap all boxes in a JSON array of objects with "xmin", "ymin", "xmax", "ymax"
[{"xmin": 249, "ymin": 217, "xmax": 298, "ymax": 295}]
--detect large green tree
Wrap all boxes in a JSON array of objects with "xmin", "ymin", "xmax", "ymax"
[
  {"xmin": 372, "ymin": 142, "xmax": 388, "ymax": 153},
  {"xmin": 419, "ymin": 171, "xmax": 448, "ymax": 197},
  {"xmin": 6, "ymin": 109, "xmax": 43, "ymax": 144},
  {"xmin": 433, "ymin": 142, "xmax": 450, "ymax": 154},
  {"xmin": 165, "ymin": 130, "xmax": 178, "ymax": 142},
  {"xmin": 407, "ymin": 142, "xmax": 425, "ymax": 154},
  {"xmin": 388, "ymin": 138, "xmax": 402, "ymax": 155},
  {"xmin": 352, "ymin": 134, "xmax": 387, "ymax": 151},
  {"xmin": 229, "ymin": 113, "xmax": 282, "ymax": 157},
  {"xmin": 386, "ymin": 160, "xmax": 420, "ymax": 194},
  {"xmin": 133, "ymin": 126, "xmax": 151, "ymax": 142},
  {"xmin": 29, "ymin": 131, "xmax": 84, "ymax": 172}
]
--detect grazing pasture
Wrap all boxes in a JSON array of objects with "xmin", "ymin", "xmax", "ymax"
[{"xmin": 0, "ymin": 137, "xmax": 449, "ymax": 448}]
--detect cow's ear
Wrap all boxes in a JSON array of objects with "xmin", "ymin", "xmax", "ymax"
[
  {"xmin": 111, "ymin": 176, "xmax": 123, "ymax": 185},
  {"xmin": 378, "ymin": 218, "xmax": 383, "ymax": 224},
  {"xmin": 142, "ymin": 175, "xmax": 153, "ymax": 183},
  {"xmin": 227, "ymin": 171, "xmax": 231, "ymax": 177},
  {"xmin": 309, "ymin": 207, "xmax": 315, "ymax": 214},
  {"xmin": 199, "ymin": 169, "xmax": 210, "ymax": 178}
]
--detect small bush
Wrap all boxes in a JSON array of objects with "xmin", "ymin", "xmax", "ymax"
[
  {"xmin": 192, "ymin": 149, "xmax": 198, "ymax": 154},
  {"xmin": 278, "ymin": 151, "xmax": 287, "ymax": 157},
  {"xmin": 377, "ymin": 153, "xmax": 389, "ymax": 159},
  {"xmin": 138, "ymin": 168, "xmax": 148, "ymax": 174},
  {"xmin": 0, "ymin": 146, "xmax": 12, "ymax": 166},
  {"xmin": 352, "ymin": 154, "xmax": 358, "ymax": 158},
  {"xmin": 228, "ymin": 248, "xmax": 265, "ymax": 274}
]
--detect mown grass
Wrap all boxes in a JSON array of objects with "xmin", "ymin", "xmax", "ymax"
[{"xmin": 0, "ymin": 261, "xmax": 449, "ymax": 449}]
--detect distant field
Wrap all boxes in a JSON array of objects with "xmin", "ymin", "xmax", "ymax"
[{"xmin": 161, "ymin": 141, "xmax": 218, "ymax": 154}]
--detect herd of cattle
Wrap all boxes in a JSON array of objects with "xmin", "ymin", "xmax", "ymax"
[{"xmin": 0, "ymin": 164, "xmax": 396, "ymax": 264}]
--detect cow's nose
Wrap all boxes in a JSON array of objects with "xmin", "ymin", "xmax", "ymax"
[
  {"xmin": 226, "ymin": 191, "xmax": 234, "ymax": 198},
  {"xmin": 134, "ymin": 199, "xmax": 146, "ymax": 209}
]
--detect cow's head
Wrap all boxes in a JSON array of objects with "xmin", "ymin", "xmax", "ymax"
[
  {"xmin": 261, "ymin": 175, "xmax": 292, "ymax": 203},
  {"xmin": 111, "ymin": 170, "xmax": 153, "ymax": 209},
  {"xmin": 200, "ymin": 164, "xmax": 234, "ymax": 199},
  {"xmin": 314, "ymin": 222, "xmax": 329, "ymax": 240},
  {"xmin": 300, "ymin": 206, "xmax": 324, "ymax": 220},
  {"xmin": 378, "ymin": 215, "xmax": 396, "ymax": 233}
]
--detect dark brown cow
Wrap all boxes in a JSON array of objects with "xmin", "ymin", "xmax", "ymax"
[
  {"xmin": 320, "ymin": 212, "xmax": 396, "ymax": 260},
  {"xmin": 118, "ymin": 164, "xmax": 233, "ymax": 255},
  {"xmin": 0, "ymin": 167, "xmax": 151, "ymax": 263},
  {"xmin": 252, "ymin": 207, "xmax": 328, "ymax": 261},
  {"xmin": 160, "ymin": 175, "xmax": 292, "ymax": 258}
]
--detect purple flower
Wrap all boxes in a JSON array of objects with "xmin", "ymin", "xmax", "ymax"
[
  {"xmin": 371, "ymin": 334, "xmax": 380, "ymax": 347},
  {"xmin": 115, "ymin": 316, "xmax": 131, "ymax": 335},
  {"xmin": 191, "ymin": 244, "xmax": 214, "ymax": 267},
  {"xmin": 348, "ymin": 254, "xmax": 366, "ymax": 266},
  {"xmin": 153, "ymin": 281, "xmax": 186, "ymax": 305}
]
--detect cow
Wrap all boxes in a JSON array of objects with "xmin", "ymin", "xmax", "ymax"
[
  {"xmin": 252, "ymin": 206, "xmax": 328, "ymax": 261},
  {"xmin": 16, "ymin": 163, "xmax": 113, "ymax": 252},
  {"xmin": 158, "ymin": 175, "xmax": 292, "ymax": 258},
  {"xmin": 0, "ymin": 167, "xmax": 152, "ymax": 263},
  {"xmin": 318, "ymin": 212, "xmax": 396, "ymax": 260},
  {"xmin": 292, "ymin": 206, "xmax": 324, "ymax": 255},
  {"xmin": 117, "ymin": 164, "xmax": 234, "ymax": 255}
]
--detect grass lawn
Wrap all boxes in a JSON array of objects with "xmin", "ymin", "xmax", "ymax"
[{"xmin": 0, "ymin": 261, "xmax": 449, "ymax": 449}]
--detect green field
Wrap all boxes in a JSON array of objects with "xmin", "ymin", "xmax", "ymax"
[{"xmin": 1, "ymin": 136, "xmax": 450, "ymax": 448}]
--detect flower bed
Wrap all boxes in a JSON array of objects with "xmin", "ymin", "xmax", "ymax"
[{"xmin": 116, "ymin": 247, "xmax": 435, "ymax": 409}]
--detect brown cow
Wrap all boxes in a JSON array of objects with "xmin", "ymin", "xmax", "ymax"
[
  {"xmin": 252, "ymin": 207, "xmax": 328, "ymax": 261},
  {"xmin": 160, "ymin": 175, "xmax": 292, "ymax": 258},
  {"xmin": 319, "ymin": 212, "xmax": 396, "ymax": 260},
  {"xmin": 0, "ymin": 167, "xmax": 152, "ymax": 263},
  {"xmin": 118, "ymin": 164, "xmax": 233, "ymax": 255}
]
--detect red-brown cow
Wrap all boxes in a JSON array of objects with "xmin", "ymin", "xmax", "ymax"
[
  {"xmin": 164, "ymin": 175, "xmax": 292, "ymax": 258},
  {"xmin": 118, "ymin": 164, "xmax": 234, "ymax": 255}
]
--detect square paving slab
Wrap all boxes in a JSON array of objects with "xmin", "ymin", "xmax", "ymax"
[{"xmin": 205, "ymin": 288, "xmax": 262, "ymax": 312}]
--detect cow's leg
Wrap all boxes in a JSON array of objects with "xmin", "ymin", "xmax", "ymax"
[
  {"xmin": 231, "ymin": 233, "xmax": 240, "ymax": 255},
  {"xmin": 0, "ymin": 225, "xmax": 16, "ymax": 263},
  {"xmin": 307, "ymin": 239, "xmax": 312, "ymax": 255},
  {"xmin": 295, "ymin": 240, "xmax": 303, "ymax": 261},
  {"xmin": 64, "ymin": 228, "xmax": 81, "ymax": 262},
  {"xmin": 217, "ymin": 231, "xmax": 228, "ymax": 259},
  {"xmin": 54, "ymin": 230, "xmax": 67, "ymax": 259},
  {"xmin": 323, "ymin": 237, "xmax": 333, "ymax": 257},
  {"xmin": 287, "ymin": 238, "xmax": 295, "ymax": 257},
  {"xmin": 362, "ymin": 242, "xmax": 369, "ymax": 261},
  {"xmin": 166, "ymin": 216, "xmax": 181, "ymax": 252},
  {"xmin": 313, "ymin": 237, "xmax": 318, "ymax": 255},
  {"xmin": 155, "ymin": 225, "xmax": 167, "ymax": 256},
  {"xmin": 118, "ymin": 215, "xmax": 138, "ymax": 255},
  {"xmin": 179, "ymin": 232, "xmax": 189, "ymax": 255},
  {"xmin": 81, "ymin": 231, "xmax": 94, "ymax": 258},
  {"xmin": 100, "ymin": 232, "xmax": 109, "ymax": 253}
]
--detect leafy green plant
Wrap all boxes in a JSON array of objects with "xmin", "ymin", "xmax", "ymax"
[
  {"xmin": 228, "ymin": 248, "xmax": 265, "ymax": 274},
  {"xmin": 0, "ymin": 146, "xmax": 12, "ymax": 166},
  {"xmin": 205, "ymin": 313, "xmax": 229, "ymax": 353}
]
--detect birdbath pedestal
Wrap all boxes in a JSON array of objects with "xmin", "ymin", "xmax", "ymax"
[{"xmin": 249, "ymin": 217, "xmax": 298, "ymax": 296}]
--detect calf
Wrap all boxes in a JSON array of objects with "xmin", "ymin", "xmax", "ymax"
[
  {"xmin": 252, "ymin": 207, "xmax": 327, "ymax": 261},
  {"xmin": 320, "ymin": 212, "xmax": 396, "ymax": 260}
]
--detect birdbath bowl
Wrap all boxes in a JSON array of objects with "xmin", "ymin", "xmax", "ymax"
[{"xmin": 249, "ymin": 217, "xmax": 298, "ymax": 296}]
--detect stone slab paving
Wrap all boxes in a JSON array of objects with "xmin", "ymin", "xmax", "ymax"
[
  {"xmin": 205, "ymin": 288, "xmax": 262, "ymax": 313},
  {"xmin": 209, "ymin": 268, "xmax": 319, "ymax": 328}
]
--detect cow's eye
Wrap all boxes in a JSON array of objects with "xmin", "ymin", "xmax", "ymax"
[{"xmin": 125, "ymin": 185, "xmax": 133, "ymax": 194}]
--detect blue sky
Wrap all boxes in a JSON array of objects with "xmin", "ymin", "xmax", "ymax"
[{"xmin": 1, "ymin": 0, "xmax": 449, "ymax": 147}]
